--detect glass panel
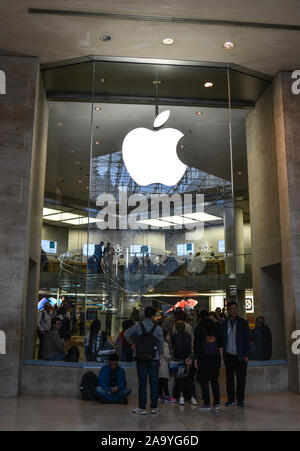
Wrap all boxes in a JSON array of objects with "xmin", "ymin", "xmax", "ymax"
[
  {"xmin": 37, "ymin": 62, "xmax": 94, "ymax": 361},
  {"xmin": 86, "ymin": 63, "xmax": 234, "ymax": 362}
]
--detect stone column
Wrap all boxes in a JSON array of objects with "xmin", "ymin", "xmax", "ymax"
[
  {"xmin": 0, "ymin": 56, "xmax": 48, "ymax": 396},
  {"xmin": 273, "ymin": 71, "xmax": 300, "ymax": 393}
]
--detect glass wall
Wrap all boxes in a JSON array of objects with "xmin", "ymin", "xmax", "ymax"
[{"xmin": 34, "ymin": 59, "xmax": 264, "ymax": 363}]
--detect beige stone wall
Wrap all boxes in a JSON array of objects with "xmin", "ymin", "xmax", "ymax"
[
  {"xmin": 273, "ymin": 72, "xmax": 300, "ymax": 393},
  {"xmin": 246, "ymin": 86, "xmax": 285, "ymax": 359},
  {"xmin": 0, "ymin": 56, "xmax": 48, "ymax": 395}
]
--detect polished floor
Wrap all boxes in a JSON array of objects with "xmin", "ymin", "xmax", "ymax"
[{"xmin": 0, "ymin": 393, "xmax": 299, "ymax": 431}]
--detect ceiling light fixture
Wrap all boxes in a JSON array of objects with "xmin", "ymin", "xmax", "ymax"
[
  {"xmin": 224, "ymin": 41, "xmax": 234, "ymax": 49},
  {"xmin": 162, "ymin": 38, "xmax": 174, "ymax": 45},
  {"xmin": 95, "ymin": 107, "xmax": 101, "ymax": 111},
  {"xmin": 100, "ymin": 35, "xmax": 112, "ymax": 42},
  {"xmin": 204, "ymin": 82, "xmax": 214, "ymax": 88},
  {"xmin": 44, "ymin": 213, "xmax": 84, "ymax": 221},
  {"xmin": 196, "ymin": 111, "xmax": 203, "ymax": 116},
  {"xmin": 183, "ymin": 212, "xmax": 221, "ymax": 222}
]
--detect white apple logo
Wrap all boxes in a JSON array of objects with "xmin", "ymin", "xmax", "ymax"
[{"xmin": 122, "ymin": 110, "xmax": 186, "ymax": 186}]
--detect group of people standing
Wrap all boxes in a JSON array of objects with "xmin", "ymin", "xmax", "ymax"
[{"xmin": 117, "ymin": 301, "xmax": 251, "ymax": 414}]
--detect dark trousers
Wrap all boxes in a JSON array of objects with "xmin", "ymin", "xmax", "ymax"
[
  {"xmin": 175, "ymin": 377, "xmax": 196, "ymax": 399},
  {"xmin": 158, "ymin": 378, "xmax": 170, "ymax": 397},
  {"xmin": 137, "ymin": 360, "xmax": 159, "ymax": 409},
  {"xmin": 199, "ymin": 377, "xmax": 220, "ymax": 406},
  {"xmin": 224, "ymin": 353, "xmax": 248, "ymax": 403}
]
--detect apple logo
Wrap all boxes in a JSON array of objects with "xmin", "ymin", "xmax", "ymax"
[{"xmin": 122, "ymin": 110, "xmax": 186, "ymax": 186}]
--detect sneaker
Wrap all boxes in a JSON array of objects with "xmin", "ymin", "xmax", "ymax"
[
  {"xmin": 190, "ymin": 397, "xmax": 198, "ymax": 405},
  {"xmin": 158, "ymin": 396, "xmax": 164, "ymax": 402},
  {"xmin": 179, "ymin": 396, "xmax": 185, "ymax": 405},
  {"xmin": 199, "ymin": 405, "xmax": 211, "ymax": 411},
  {"xmin": 213, "ymin": 404, "xmax": 221, "ymax": 411},
  {"xmin": 237, "ymin": 401, "xmax": 244, "ymax": 408},
  {"xmin": 133, "ymin": 407, "xmax": 147, "ymax": 415},
  {"xmin": 225, "ymin": 401, "xmax": 235, "ymax": 407},
  {"xmin": 163, "ymin": 396, "xmax": 177, "ymax": 403},
  {"xmin": 151, "ymin": 408, "xmax": 159, "ymax": 414}
]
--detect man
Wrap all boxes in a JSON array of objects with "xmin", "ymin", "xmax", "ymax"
[
  {"xmin": 220, "ymin": 301, "xmax": 250, "ymax": 408},
  {"xmin": 95, "ymin": 353, "xmax": 131, "ymax": 404},
  {"xmin": 125, "ymin": 306, "xmax": 164, "ymax": 415},
  {"xmin": 94, "ymin": 240, "xmax": 104, "ymax": 273},
  {"xmin": 37, "ymin": 302, "xmax": 53, "ymax": 359},
  {"xmin": 250, "ymin": 316, "xmax": 272, "ymax": 361},
  {"xmin": 41, "ymin": 318, "xmax": 66, "ymax": 361}
]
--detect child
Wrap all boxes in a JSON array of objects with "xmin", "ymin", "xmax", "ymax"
[
  {"xmin": 159, "ymin": 330, "xmax": 176, "ymax": 403},
  {"xmin": 173, "ymin": 355, "xmax": 197, "ymax": 405}
]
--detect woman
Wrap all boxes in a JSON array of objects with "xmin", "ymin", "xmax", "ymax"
[
  {"xmin": 194, "ymin": 317, "xmax": 223, "ymax": 411},
  {"xmin": 171, "ymin": 320, "xmax": 192, "ymax": 360}
]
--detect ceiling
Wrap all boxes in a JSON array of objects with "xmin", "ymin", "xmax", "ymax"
[{"xmin": 0, "ymin": 0, "xmax": 299, "ymax": 76}]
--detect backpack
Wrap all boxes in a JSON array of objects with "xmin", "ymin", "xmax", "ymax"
[
  {"xmin": 64, "ymin": 345, "xmax": 80, "ymax": 362},
  {"xmin": 79, "ymin": 371, "xmax": 98, "ymax": 400},
  {"xmin": 134, "ymin": 322, "xmax": 158, "ymax": 361},
  {"xmin": 203, "ymin": 335, "xmax": 220, "ymax": 357}
]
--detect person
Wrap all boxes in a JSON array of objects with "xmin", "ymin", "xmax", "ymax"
[
  {"xmin": 130, "ymin": 307, "xmax": 140, "ymax": 322},
  {"xmin": 115, "ymin": 319, "xmax": 135, "ymax": 362},
  {"xmin": 220, "ymin": 300, "xmax": 250, "ymax": 408},
  {"xmin": 159, "ymin": 330, "xmax": 176, "ymax": 403},
  {"xmin": 40, "ymin": 247, "xmax": 49, "ymax": 272},
  {"xmin": 37, "ymin": 302, "xmax": 53, "ymax": 359},
  {"xmin": 215, "ymin": 307, "xmax": 225, "ymax": 323},
  {"xmin": 79, "ymin": 308, "xmax": 85, "ymax": 336},
  {"xmin": 124, "ymin": 306, "xmax": 164, "ymax": 415},
  {"xmin": 250, "ymin": 316, "xmax": 272, "ymax": 360},
  {"xmin": 41, "ymin": 318, "xmax": 65, "ymax": 361},
  {"xmin": 95, "ymin": 353, "xmax": 131, "ymax": 404},
  {"xmin": 94, "ymin": 240, "xmax": 104, "ymax": 273},
  {"xmin": 163, "ymin": 307, "xmax": 194, "ymax": 344},
  {"xmin": 194, "ymin": 317, "xmax": 223, "ymax": 411},
  {"xmin": 118, "ymin": 254, "xmax": 125, "ymax": 274},
  {"xmin": 171, "ymin": 320, "xmax": 192, "ymax": 360},
  {"xmin": 173, "ymin": 355, "xmax": 197, "ymax": 405},
  {"xmin": 56, "ymin": 306, "xmax": 71, "ymax": 339},
  {"xmin": 85, "ymin": 319, "xmax": 112, "ymax": 362}
]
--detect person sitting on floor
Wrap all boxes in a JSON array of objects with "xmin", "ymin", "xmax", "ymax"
[
  {"xmin": 41, "ymin": 318, "xmax": 66, "ymax": 361},
  {"xmin": 95, "ymin": 353, "xmax": 131, "ymax": 404},
  {"xmin": 173, "ymin": 355, "xmax": 197, "ymax": 406}
]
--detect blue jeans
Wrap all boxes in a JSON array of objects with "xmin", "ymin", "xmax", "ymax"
[
  {"xmin": 95, "ymin": 386, "xmax": 131, "ymax": 403},
  {"xmin": 137, "ymin": 360, "xmax": 159, "ymax": 409}
]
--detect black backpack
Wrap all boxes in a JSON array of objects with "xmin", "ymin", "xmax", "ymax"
[
  {"xmin": 203, "ymin": 335, "xmax": 220, "ymax": 357},
  {"xmin": 134, "ymin": 322, "xmax": 158, "ymax": 361},
  {"xmin": 64, "ymin": 345, "xmax": 80, "ymax": 362},
  {"xmin": 80, "ymin": 371, "xmax": 98, "ymax": 400}
]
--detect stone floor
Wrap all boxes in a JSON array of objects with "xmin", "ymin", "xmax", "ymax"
[{"xmin": 0, "ymin": 393, "xmax": 299, "ymax": 431}]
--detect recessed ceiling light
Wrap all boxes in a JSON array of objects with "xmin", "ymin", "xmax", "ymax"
[
  {"xmin": 95, "ymin": 141, "xmax": 100, "ymax": 145},
  {"xmin": 100, "ymin": 35, "xmax": 112, "ymax": 42},
  {"xmin": 196, "ymin": 111, "xmax": 203, "ymax": 116},
  {"xmin": 99, "ymin": 78, "xmax": 106, "ymax": 83},
  {"xmin": 95, "ymin": 107, "xmax": 101, "ymax": 111},
  {"xmin": 180, "ymin": 144, "xmax": 185, "ymax": 148},
  {"xmin": 162, "ymin": 38, "xmax": 174, "ymax": 45},
  {"xmin": 237, "ymin": 171, "xmax": 243, "ymax": 175},
  {"xmin": 224, "ymin": 41, "xmax": 234, "ymax": 49},
  {"xmin": 204, "ymin": 82, "xmax": 214, "ymax": 88},
  {"xmin": 58, "ymin": 122, "xmax": 63, "ymax": 127}
]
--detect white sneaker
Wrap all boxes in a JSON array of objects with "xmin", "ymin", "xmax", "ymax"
[
  {"xmin": 179, "ymin": 396, "xmax": 185, "ymax": 405},
  {"xmin": 190, "ymin": 397, "xmax": 198, "ymax": 405},
  {"xmin": 151, "ymin": 408, "xmax": 159, "ymax": 414},
  {"xmin": 133, "ymin": 407, "xmax": 147, "ymax": 415},
  {"xmin": 199, "ymin": 405, "xmax": 211, "ymax": 411}
]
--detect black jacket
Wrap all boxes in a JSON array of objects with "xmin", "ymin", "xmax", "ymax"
[{"xmin": 220, "ymin": 317, "xmax": 250, "ymax": 361}]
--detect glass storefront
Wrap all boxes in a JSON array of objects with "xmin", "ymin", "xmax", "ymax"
[{"xmin": 36, "ymin": 58, "xmax": 270, "ymax": 362}]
